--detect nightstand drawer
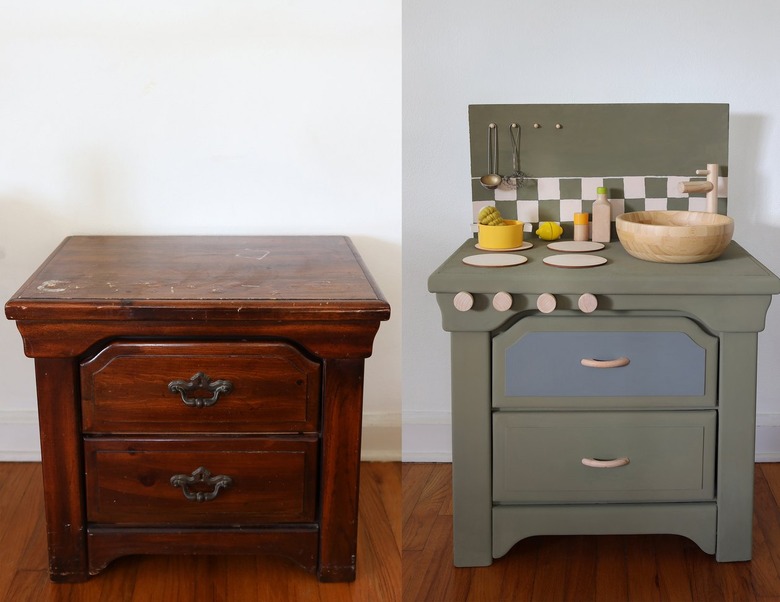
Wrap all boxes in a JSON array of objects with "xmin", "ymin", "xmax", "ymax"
[
  {"xmin": 84, "ymin": 437, "xmax": 318, "ymax": 525},
  {"xmin": 81, "ymin": 341, "xmax": 321, "ymax": 433},
  {"xmin": 493, "ymin": 410, "xmax": 716, "ymax": 503},
  {"xmin": 493, "ymin": 316, "xmax": 718, "ymax": 408}
]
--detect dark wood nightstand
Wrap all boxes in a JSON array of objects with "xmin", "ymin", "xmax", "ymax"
[{"xmin": 5, "ymin": 235, "xmax": 390, "ymax": 582}]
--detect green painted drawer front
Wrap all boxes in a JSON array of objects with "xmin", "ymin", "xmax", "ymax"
[
  {"xmin": 493, "ymin": 316, "xmax": 718, "ymax": 408},
  {"xmin": 493, "ymin": 411, "xmax": 716, "ymax": 503}
]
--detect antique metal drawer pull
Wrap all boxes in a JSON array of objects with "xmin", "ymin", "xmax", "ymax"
[
  {"xmin": 168, "ymin": 372, "xmax": 233, "ymax": 408},
  {"xmin": 581, "ymin": 457, "xmax": 630, "ymax": 469},
  {"xmin": 170, "ymin": 466, "xmax": 233, "ymax": 502},
  {"xmin": 580, "ymin": 357, "xmax": 630, "ymax": 369}
]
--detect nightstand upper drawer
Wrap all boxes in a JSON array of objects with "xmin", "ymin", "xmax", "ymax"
[
  {"xmin": 81, "ymin": 341, "xmax": 321, "ymax": 433},
  {"xmin": 84, "ymin": 437, "xmax": 318, "ymax": 525},
  {"xmin": 493, "ymin": 316, "xmax": 718, "ymax": 408}
]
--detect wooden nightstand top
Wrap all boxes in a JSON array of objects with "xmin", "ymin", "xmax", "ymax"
[{"xmin": 6, "ymin": 235, "xmax": 390, "ymax": 322}]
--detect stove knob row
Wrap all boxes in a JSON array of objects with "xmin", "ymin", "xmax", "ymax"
[
  {"xmin": 537, "ymin": 293, "xmax": 599, "ymax": 314},
  {"xmin": 455, "ymin": 291, "xmax": 598, "ymax": 313}
]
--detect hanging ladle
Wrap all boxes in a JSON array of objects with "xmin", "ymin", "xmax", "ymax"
[
  {"xmin": 480, "ymin": 123, "xmax": 502, "ymax": 190},
  {"xmin": 503, "ymin": 123, "xmax": 527, "ymax": 189}
]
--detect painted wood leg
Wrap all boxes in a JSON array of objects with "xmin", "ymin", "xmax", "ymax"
[
  {"xmin": 317, "ymin": 358, "xmax": 365, "ymax": 581},
  {"xmin": 34, "ymin": 358, "xmax": 89, "ymax": 582},
  {"xmin": 716, "ymin": 332, "xmax": 758, "ymax": 561},
  {"xmin": 450, "ymin": 331, "xmax": 493, "ymax": 566}
]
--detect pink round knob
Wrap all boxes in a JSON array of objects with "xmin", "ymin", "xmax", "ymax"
[
  {"xmin": 537, "ymin": 293, "xmax": 556, "ymax": 314},
  {"xmin": 493, "ymin": 292, "xmax": 512, "ymax": 312},
  {"xmin": 578, "ymin": 293, "xmax": 598, "ymax": 313},
  {"xmin": 453, "ymin": 291, "xmax": 474, "ymax": 312}
]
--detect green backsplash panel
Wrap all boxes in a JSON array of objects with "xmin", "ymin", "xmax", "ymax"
[{"xmin": 468, "ymin": 103, "xmax": 729, "ymax": 225}]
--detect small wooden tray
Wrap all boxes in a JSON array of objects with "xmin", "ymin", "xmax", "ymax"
[
  {"xmin": 463, "ymin": 254, "xmax": 528, "ymax": 267},
  {"xmin": 543, "ymin": 254, "xmax": 607, "ymax": 269},
  {"xmin": 547, "ymin": 241, "xmax": 605, "ymax": 253}
]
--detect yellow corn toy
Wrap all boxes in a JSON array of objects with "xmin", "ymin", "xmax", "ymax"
[
  {"xmin": 536, "ymin": 221, "xmax": 564, "ymax": 241},
  {"xmin": 478, "ymin": 206, "xmax": 505, "ymax": 226}
]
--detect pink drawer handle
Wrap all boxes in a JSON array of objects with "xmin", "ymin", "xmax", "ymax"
[
  {"xmin": 580, "ymin": 356, "xmax": 630, "ymax": 369},
  {"xmin": 581, "ymin": 457, "xmax": 630, "ymax": 469}
]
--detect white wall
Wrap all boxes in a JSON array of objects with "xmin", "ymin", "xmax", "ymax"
[
  {"xmin": 0, "ymin": 2, "xmax": 401, "ymax": 461},
  {"xmin": 403, "ymin": 0, "xmax": 780, "ymax": 461}
]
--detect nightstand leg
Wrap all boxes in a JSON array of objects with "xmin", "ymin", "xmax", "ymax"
[
  {"xmin": 716, "ymin": 332, "xmax": 758, "ymax": 561},
  {"xmin": 450, "ymin": 332, "xmax": 493, "ymax": 566},
  {"xmin": 34, "ymin": 358, "xmax": 89, "ymax": 582},
  {"xmin": 318, "ymin": 358, "xmax": 365, "ymax": 581}
]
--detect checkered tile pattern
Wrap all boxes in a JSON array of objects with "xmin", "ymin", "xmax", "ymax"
[{"xmin": 471, "ymin": 175, "xmax": 728, "ymax": 230}]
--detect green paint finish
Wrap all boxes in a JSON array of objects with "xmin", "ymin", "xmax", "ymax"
[{"xmin": 468, "ymin": 104, "xmax": 729, "ymax": 178}]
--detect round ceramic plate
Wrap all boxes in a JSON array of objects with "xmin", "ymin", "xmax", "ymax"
[
  {"xmin": 547, "ymin": 241, "xmax": 605, "ymax": 253},
  {"xmin": 462, "ymin": 254, "xmax": 528, "ymax": 267},
  {"xmin": 543, "ymin": 254, "xmax": 607, "ymax": 269},
  {"xmin": 475, "ymin": 241, "xmax": 533, "ymax": 252}
]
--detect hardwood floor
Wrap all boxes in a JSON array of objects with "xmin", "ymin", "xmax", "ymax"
[
  {"xmin": 0, "ymin": 462, "xmax": 400, "ymax": 602},
  {"xmin": 403, "ymin": 463, "xmax": 780, "ymax": 602},
  {"xmin": 8, "ymin": 460, "xmax": 780, "ymax": 601}
]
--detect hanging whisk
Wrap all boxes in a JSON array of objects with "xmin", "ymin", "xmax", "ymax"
[{"xmin": 503, "ymin": 123, "xmax": 528, "ymax": 189}]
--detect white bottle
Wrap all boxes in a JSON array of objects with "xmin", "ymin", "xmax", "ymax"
[{"xmin": 591, "ymin": 186, "xmax": 611, "ymax": 243}]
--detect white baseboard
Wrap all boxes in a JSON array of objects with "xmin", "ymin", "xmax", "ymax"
[
  {"xmin": 0, "ymin": 409, "xmax": 401, "ymax": 463},
  {"xmin": 756, "ymin": 413, "xmax": 780, "ymax": 462},
  {"xmin": 0, "ymin": 410, "xmax": 41, "ymax": 461},
  {"xmin": 402, "ymin": 411, "xmax": 452, "ymax": 462},
  {"xmin": 361, "ymin": 411, "xmax": 401, "ymax": 461}
]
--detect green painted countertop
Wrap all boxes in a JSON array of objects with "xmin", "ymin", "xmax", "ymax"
[{"xmin": 428, "ymin": 240, "xmax": 780, "ymax": 296}]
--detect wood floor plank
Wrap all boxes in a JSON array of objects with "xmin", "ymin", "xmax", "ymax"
[
  {"xmin": 750, "ymin": 465, "xmax": 780, "ymax": 597},
  {"xmin": 402, "ymin": 462, "xmax": 450, "ymax": 552},
  {"xmin": 0, "ymin": 462, "xmax": 399, "ymax": 602},
  {"xmin": 594, "ymin": 535, "xmax": 628, "ymax": 602}
]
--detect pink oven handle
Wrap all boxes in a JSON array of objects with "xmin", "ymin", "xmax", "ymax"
[{"xmin": 580, "ymin": 357, "xmax": 630, "ymax": 369}]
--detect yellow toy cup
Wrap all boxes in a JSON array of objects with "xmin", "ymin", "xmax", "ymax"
[{"xmin": 478, "ymin": 220, "xmax": 524, "ymax": 249}]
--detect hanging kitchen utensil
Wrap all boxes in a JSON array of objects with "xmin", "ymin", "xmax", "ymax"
[
  {"xmin": 479, "ymin": 123, "xmax": 502, "ymax": 190},
  {"xmin": 503, "ymin": 123, "xmax": 527, "ymax": 189}
]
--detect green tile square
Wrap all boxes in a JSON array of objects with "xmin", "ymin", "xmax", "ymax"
[
  {"xmin": 624, "ymin": 199, "xmax": 646, "ymax": 213},
  {"xmin": 495, "ymin": 200, "xmax": 518, "ymax": 220},
  {"xmin": 471, "ymin": 178, "xmax": 494, "ymax": 201},
  {"xmin": 538, "ymin": 200, "xmax": 560, "ymax": 222},
  {"xmin": 517, "ymin": 178, "xmax": 539, "ymax": 200},
  {"xmin": 644, "ymin": 177, "xmax": 667, "ymax": 198},
  {"xmin": 667, "ymin": 197, "xmax": 689, "ymax": 211},
  {"xmin": 604, "ymin": 177, "xmax": 624, "ymax": 199},
  {"xmin": 559, "ymin": 178, "xmax": 581, "ymax": 200}
]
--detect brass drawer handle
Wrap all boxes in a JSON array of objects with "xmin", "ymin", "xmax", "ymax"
[
  {"xmin": 170, "ymin": 466, "xmax": 233, "ymax": 502},
  {"xmin": 580, "ymin": 357, "xmax": 630, "ymax": 369},
  {"xmin": 581, "ymin": 457, "xmax": 630, "ymax": 469},
  {"xmin": 168, "ymin": 372, "xmax": 233, "ymax": 408}
]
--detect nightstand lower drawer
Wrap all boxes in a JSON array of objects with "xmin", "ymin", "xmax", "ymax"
[
  {"xmin": 493, "ymin": 411, "xmax": 716, "ymax": 503},
  {"xmin": 85, "ymin": 437, "xmax": 317, "ymax": 525}
]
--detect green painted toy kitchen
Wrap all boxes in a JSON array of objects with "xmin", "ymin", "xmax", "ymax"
[{"xmin": 428, "ymin": 104, "xmax": 780, "ymax": 566}]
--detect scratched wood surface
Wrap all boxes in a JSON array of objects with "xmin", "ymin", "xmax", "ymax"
[
  {"xmin": 0, "ymin": 462, "xmax": 401, "ymax": 602},
  {"xmin": 7, "ymin": 235, "xmax": 381, "ymax": 301}
]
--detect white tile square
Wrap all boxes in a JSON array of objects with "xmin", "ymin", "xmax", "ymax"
[
  {"xmin": 580, "ymin": 177, "xmax": 604, "ymax": 201},
  {"xmin": 623, "ymin": 176, "xmax": 646, "ymax": 199},
  {"xmin": 516, "ymin": 200, "xmax": 540, "ymax": 225},
  {"xmin": 644, "ymin": 198, "xmax": 668, "ymax": 211},
  {"xmin": 687, "ymin": 197, "xmax": 708, "ymax": 212},
  {"xmin": 609, "ymin": 198, "xmax": 625, "ymax": 220},
  {"xmin": 537, "ymin": 178, "xmax": 561, "ymax": 200},
  {"xmin": 559, "ymin": 199, "xmax": 583, "ymax": 222},
  {"xmin": 472, "ymin": 201, "xmax": 494, "ymax": 223},
  {"xmin": 667, "ymin": 176, "xmax": 688, "ymax": 198},
  {"xmin": 494, "ymin": 180, "xmax": 518, "ymax": 201}
]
